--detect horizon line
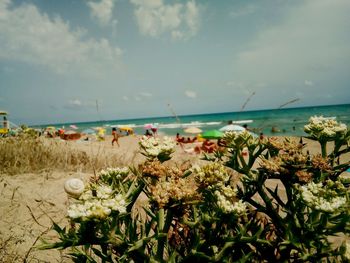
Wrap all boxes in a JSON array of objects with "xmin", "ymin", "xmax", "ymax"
[{"xmin": 29, "ymin": 102, "xmax": 350, "ymax": 127}]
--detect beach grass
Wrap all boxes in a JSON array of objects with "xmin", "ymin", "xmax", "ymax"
[{"xmin": 0, "ymin": 135, "xmax": 129, "ymax": 175}]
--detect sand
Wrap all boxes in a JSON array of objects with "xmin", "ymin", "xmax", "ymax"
[
  {"xmin": 0, "ymin": 135, "xmax": 200, "ymax": 262},
  {"xmin": 0, "ymin": 135, "xmax": 348, "ymax": 262}
]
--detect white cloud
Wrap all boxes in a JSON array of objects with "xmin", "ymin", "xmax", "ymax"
[
  {"xmin": 139, "ymin": 92, "xmax": 152, "ymax": 97},
  {"xmin": 69, "ymin": 99, "xmax": 82, "ymax": 106},
  {"xmin": 304, "ymin": 80, "xmax": 314, "ymax": 86},
  {"xmin": 87, "ymin": 0, "xmax": 116, "ymax": 27},
  {"xmin": 130, "ymin": 0, "xmax": 200, "ymax": 40},
  {"xmin": 134, "ymin": 96, "xmax": 141, "ymax": 101},
  {"xmin": 232, "ymin": 0, "xmax": 350, "ymax": 95},
  {"xmin": 122, "ymin": 96, "xmax": 129, "ymax": 101},
  {"xmin": 185, "ymin": 90, "xmax": 197, "ymax": 98},
  {"xmin": 65, "ymin": 99, "xmax": 84, "ymax": 110},
  {"xmin": 65, "ymin": 99, "xmax": 97, "ymax": 110},
  {"xmin": 0, "ymin": 0, "xmax": 123, "ymax": 76},
  {"xmin": 130, "ymin": 0, "xmax": 162, "ymax": 8},
  {"xmin": 171, "ymin": 30, "xmax": 183, "ymax": 40},
  {"xmin": 185, "ymin": 1, "xmax": 199, "ymax": 37}
]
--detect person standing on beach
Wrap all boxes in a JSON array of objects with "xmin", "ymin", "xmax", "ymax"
[{"xmin": 112, "ymin": 128, "xmax": 120, "ymax": 146}]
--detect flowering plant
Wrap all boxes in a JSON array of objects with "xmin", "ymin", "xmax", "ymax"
[
  {"xmin": 139, "ymin": 136, "xmax": 176, "ymax": 162},
  {"xmin": 42, "ymin": 116, "xmax": 350, "ymax": 262}
]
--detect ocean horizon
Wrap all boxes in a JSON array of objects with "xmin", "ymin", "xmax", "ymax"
[{"xmin": 33, "ymin": 103, "xmax": 350, "ymax": 137}]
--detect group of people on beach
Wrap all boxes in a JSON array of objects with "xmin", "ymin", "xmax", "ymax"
[
  {"xmin": 176, "ymin": 133, "xmax": 197, "ymax": 144},
  {"xmin": 175, "ymin": 133, "xmax": 227, "ymax": 154}
]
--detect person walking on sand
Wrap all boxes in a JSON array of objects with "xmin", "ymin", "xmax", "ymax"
[{"xmin": 112, "ymin": 128, "xmax": 120, "ymax": 146}]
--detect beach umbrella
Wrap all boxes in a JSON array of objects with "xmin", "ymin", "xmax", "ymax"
[
  {"xmin": 144, "ymin": 123, "xmax": 154, "ymax": 129},
  {"xmin": 82, "ymin": 128, "xmax": 96, "ymax": 135},
  {"xmin": 201, "ymin": 130, "xmax": 224, "ymax": 139},
  {"xmin": 184, "ymin": 127, "xmax": 202, "ymax": 134},
  {"xmin": 119, "ymin": 126, "xmax": 134, "ymax": 132},
  {"xmin": 219, "ymin": 124, "xmax": 246, "ymax": 133}
]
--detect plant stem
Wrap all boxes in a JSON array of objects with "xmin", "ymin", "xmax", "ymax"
[
  {"xmin": 320, "ymin": 141, "xmax": 327, "ymax": 158},
  {"xmin": 157, "ymin": 208, "xmax": 165, "ymax": 261}
]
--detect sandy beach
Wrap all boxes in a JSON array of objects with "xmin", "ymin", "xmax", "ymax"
[
  {"xmin": 0, "ymin": 135, "xmax": 349, "ymax": 262},
  {"xmin": 0, "ymin": 135, "xmax": 200, "ymax": 262}
]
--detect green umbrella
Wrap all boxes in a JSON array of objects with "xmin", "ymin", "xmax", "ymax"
[{"xmin": 201, "ymin": 129, "xmax": 224, "ymax": 139}]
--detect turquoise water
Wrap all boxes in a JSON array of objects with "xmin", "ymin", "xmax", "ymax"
[{"xmin": 36, "ymin": 104, "xmax": 350, "ymax": 136}]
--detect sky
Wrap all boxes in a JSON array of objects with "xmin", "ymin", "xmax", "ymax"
[{"xmin": 0, "ymin": 0, "xmax": 349, "ymax": 125}]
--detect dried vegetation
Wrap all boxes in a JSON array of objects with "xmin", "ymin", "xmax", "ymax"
[{"xmin": 0, "ymin": 135, "xmax": 128, "ymax": 175}]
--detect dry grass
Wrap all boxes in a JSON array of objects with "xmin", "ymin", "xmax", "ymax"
[
  {"xmin": 0, "ymin": 236, "xmax": 22, "ymax": 262},
  {"xmin": 0, "ymin": 135, "xmax": 130, "ymax": 175}
]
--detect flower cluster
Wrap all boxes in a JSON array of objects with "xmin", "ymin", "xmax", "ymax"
[
  {"xmin": 193, "ymin": 163, "xmax": 230, "ymax": 187},
  {"xmin": 280, "ymin": 151, "xmax": 308, "ymax": 166},
  {"xmin": 97, "ymin": 167, "xmax": 130, "ymax": 184},
  {"xmin": 311, "ymin": 155, "xmax": 331, "ymax": 172},
  {"xmin": 214, "ymin": 184, "xmax": 246, "ymax": 215},
  {"xmin": 193, "ymin": 163, "xmax": 247, "ymax": 215},
  {"xmin": 295, "ymin": 170, "xmax": 313, "ymax": 183},
  {"xmin": 150, "ymin": 177, "xmax": 198, "ymax": 208},
  {"xmin": 299, "ymin": 180, "xmax": 347, "ymax": 213},
  {"xmin": 98, "ymin": 167, "xmax": 129, "ymax": 179},
  {"xmin": 223, "ymin": 131, "xmax": 258, "ymax": 148},
  {"xmin": 67, "ymin": 184, "xmax": 127, "ymax": 220},
  {"xmin": 260, "ymin": 157, "xmax": 286, "ymax": 175},
  {"xmin": 140, "ymin": 159, "xmax": 167, "ymax": 179},
  {"xmin": 259, "ymin": 139, "xmax": 310, "ymax": 181},
  {"xmin": 304, "ymin": 116, "xmax": 347, "ymax": 140},
  {"xmin": 215, "ymin": 191, "xmax": 247, "ymax": 215},
  {"xmin": 267, "ymin": 137, "xmax": 302, "ymax": 153},
  {"xmin": 139, "ymin": 136, "xmax": 176, "ymax": 161}
]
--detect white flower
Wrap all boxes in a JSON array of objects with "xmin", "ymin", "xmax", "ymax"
[
  {"xmin": 232, "ymin": 200, "xmax": 247, "ymax": 215},
  {"xmin": 194, "ymin": 163, "xmax": 230, "ymax": 186},
  {"xmin": 80, "ymin": 189, "xmax": 94, "ymax": 201},
  {"xmin": 299, "ymin": 180, "xmax": 347, "ymax": 213},
  {"xmin": 103, "ymin": 194, "xmax": 127, "ymax": 212},
  {"xmin": 67, "ymin": 203, "xmax": 87, "ymax": 219},
  {"xmin": 98, "ymin": 167, "xmax": 129, "ymax": 180},
  {"xmin": 215, "ymin": 190, "xmax": 247, "ymax": 215},
  {"xmin": 96, "ymin": 185, "xmax": 113, "ymax": 199},
  {"xmin": 139, "ymin": 136, "xmax": 176, "ymax": 160},
  {"xmin": 64, "ymin": 178, "xmax": 85, "ymax": 198},
  {"xmin": 84, "ymin": 200, "xmax": 111, "ymax": 219},
  {"xmin": 304, "ymin": 116, "xmax": 348, "ymax": 140},
  {"xmin": 221, "ymin": 185, "xmax": 237, "ymax": 198},
  {"xmin": 67, "ymin": 183, "xmax": 127, "ymax": 220}
]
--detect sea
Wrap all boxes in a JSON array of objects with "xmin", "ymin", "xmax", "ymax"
[{"xmin": 36, "ymin": 104, "xmax": 350, "ymax": 137}]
